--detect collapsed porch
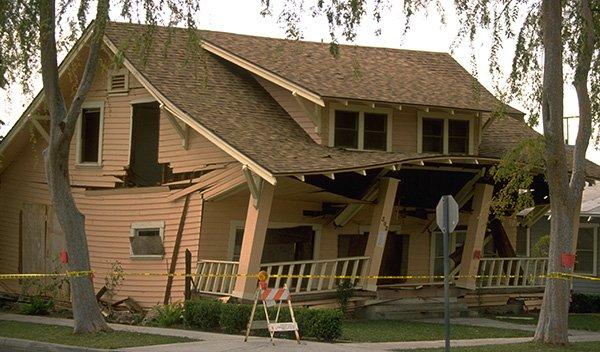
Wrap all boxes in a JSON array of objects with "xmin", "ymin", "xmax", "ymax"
[{"xmin": 189, "ymin": 157, "xmax": 550, "ymax": 304}]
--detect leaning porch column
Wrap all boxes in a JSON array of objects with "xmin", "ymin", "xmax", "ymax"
[
  {"xmin": 231, "ymin": 180, "xmax": 275, "ymax": 300},
  {"xmin": 364, "ymin": 177, "xmax": 400, "ymax": 291},
  {"xmin": 456, "ymin": 183, "xmax": 494, "ymax": 289}
]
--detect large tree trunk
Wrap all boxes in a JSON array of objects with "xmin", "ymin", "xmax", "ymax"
[
  {"xmin": 39, "ymin": 0, "xmax": 109, "ymax": 333},
  {"xmin": 535, "ymin": 0, "xmax": 595, "ymax": 344}
]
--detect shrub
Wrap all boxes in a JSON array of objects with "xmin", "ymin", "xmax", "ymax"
[
  {"xmin": 296, "ymin": 308, "xmax": 343, "ymax": 341},
  {"xmin": 184, "ymin": 299, "xmax": 222, "ymax": 330},
  {"xmin": 571, "ymin": 293, "xmax": 600, "ymax": 313},
  {"xmin": 19, "ymin": 296, "xmax": 54, "ymax": 316},
  {"xmin": 219, "ymin": 303, "xmax": 253, "ymax": 334},
  {"xmin": 336, "ymin": 280, "xmax": 355, "ymax": 316},
  {"xmin": 151, "ymin": 303, "xmax": 183, "ymax": 327}
]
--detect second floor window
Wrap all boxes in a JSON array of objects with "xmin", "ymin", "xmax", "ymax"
[
  {"xmin": 332, "ymin": 108, "xmax": 390, "ymax": 151},
  {"xmin": 77, "ymin": 104, "xmax": 103, "ymax": 165},
  {"xmin": 420, "ymin": 115, "xmax": 472, "ymax": 154}
]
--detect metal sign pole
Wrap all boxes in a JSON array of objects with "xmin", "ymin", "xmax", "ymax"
[
  {"xmin": 436, "ymin": 195, "xmax": 458, "ymax": 352},
  {"xmin": 442, "ymin": 199, "xmax": 450, "ymax": 352}
]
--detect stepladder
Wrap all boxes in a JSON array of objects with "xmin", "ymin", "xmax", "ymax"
[{"xmin": 244, "ymin": 284, "xmax": 301, "ymax": 345}]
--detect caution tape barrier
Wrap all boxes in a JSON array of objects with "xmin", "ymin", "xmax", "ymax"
[{"xmin": 1, "ymin": 271, "xmax": 599, "ymax": 281}]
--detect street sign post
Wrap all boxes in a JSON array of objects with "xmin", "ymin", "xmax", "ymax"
[{"xmin": 436, "ymin": 195, "xmax": 459, "ymax": 352}]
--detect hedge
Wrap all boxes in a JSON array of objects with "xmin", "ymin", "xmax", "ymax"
[
  {"xmin": 183, "ymin": 298, "xmax": 343, "ymax": 341},
  {"xmin": 571, "ymin": 293, "xmax": 600, "ymax": 313}
]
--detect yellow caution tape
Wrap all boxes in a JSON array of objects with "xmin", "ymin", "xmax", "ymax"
[{"xmin": 1, "ymin": 271, "xmax": 599, "ymax": 281}]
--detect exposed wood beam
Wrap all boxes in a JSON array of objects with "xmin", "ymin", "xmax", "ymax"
[
  {"xmin": 333, "ymin": 169, "xmax": 390, "ymax": 227},
  {"xmin": 520, "ymin": 204, "xmax": 551, "ymax": 227},
  {"xmin": 294, "ymin": 174, "xmax": 305, "ymax": 182},
  {"xmin": 355, "ymin": 169, "xmax": 367, "ymax": 176},
  {"xmin": 30, "ymin": 119, "xmax": 49, "ymax": 143},
  {"xmin": 324, "ymin": 173, "xmax": 335, "ymax": 180},
  {"xmin": 243, "ymin": 165, "xmax": 264, "ymax": 208},
  {"xmin": 161, "ymin": 105, "xmax": 189, "ymax": 150}
]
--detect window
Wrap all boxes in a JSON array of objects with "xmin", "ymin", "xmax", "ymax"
[
  {"xmin": 334, "ymin": 111, "xmax": 359, "ymax": 148},
  {"xmin": 575, "ymin": 226, "xmax": 597, "ymax": 275},
  {"xmin": 127, "ymin": 102, "xmax": 163, "ymax": 187},
  {"xmin": 431, "ymin": 230, "xmax": 466, "ymax": 279},
  {"xmin": 422, "ymin": 118, "xmax": 444, "ymax": 153},
  {"xmin": 77, "ymin": 103, "xmax": 103, "ymax": 165},
  {"xmin": 107, "ymin": 69, "xmax": 129, "ymax": 94},
  {"xmin": 418, "ymin": 113, "xmax": 473, "ymax": 154},
  {"xmin": 330, "ymin": 106, "xmax": 391, "ymax": 151},
  {"xmin": 448, "ymin": 120, "xmax": 470, "ymax": 153},
  {"xmin": 129, "ymin": 221, "xmax": 165, "ymax": 258}
]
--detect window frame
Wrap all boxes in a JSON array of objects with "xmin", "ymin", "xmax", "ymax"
[
  {"xmin": 429, "ymin": 230, "xmax": 467, "ymax": 280},
  {"xmin": 328, "ymin": 103, "xmax": 393, "ymax": 152},
  {"xmin": 417, "ymin": 111, "xmax": 475, "ymax": 154},
  {"xmin": 574, "ymin": 223, "xmax": 598, "ymax": 276},
  {"xmin": 129, "ymin": 221, "xmax": 165, "ymax": 259},
  {"xmin": 75, "ymin": 101, "xmax": 105, "ymax": 166}
]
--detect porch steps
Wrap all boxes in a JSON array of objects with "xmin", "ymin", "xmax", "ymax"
[{"xmin": 354, "ymin": 297, "xmax": 472, "ymax": 320}]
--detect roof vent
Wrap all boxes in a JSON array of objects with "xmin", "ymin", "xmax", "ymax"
[{"xmin": 108, "ymin": 69, "xmax": 128, "ymax": 94}]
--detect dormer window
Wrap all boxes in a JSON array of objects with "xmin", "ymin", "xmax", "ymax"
[
  {"xmin": 330, "ymin": 105, "xmax": 392, "ymax": 151},
  {"xmin": 418, "ymin": 113, "xmax": 473, "ymax": 154},
  {"xmin": 107, "ymin": 69, "xmax": 129, "ymax": 94}
]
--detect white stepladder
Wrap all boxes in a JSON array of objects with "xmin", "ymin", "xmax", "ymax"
[{"xmin": 244, "ymin": 271, "xmax": 300, "ymax": 345}]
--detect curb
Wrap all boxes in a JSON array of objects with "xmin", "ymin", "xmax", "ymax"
[{"xmin": 0, "ymin": 337, "xmax": 119, "ymax": 352}]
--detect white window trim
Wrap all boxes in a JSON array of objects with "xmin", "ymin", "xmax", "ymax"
[
  {"xmin": 429, "ymin": 230, "xmax": 467, "ymax": 280},
  {"xmin": 417, "ymin": 111, "xmax": 475, "ymax": 154},
  {"xmin": 75, "ymin": 101, "xmax": 105, "ymax": 167},
  {"xmin": 129, "ymin": 220, "xmax": 165, "ymax": 259},
  {"xmin": 107, "ymin": 68, "xmax": 129, "ymax": 95},
  {"xmin": 228, "ymin": 220, "xmax": 322, "ymax": 262},
  {"xmin": 574, "ymin": 222, "xmax": 598, "ymax": 276},
  {"xmin": 328, "ymin": 103, "xmax": 393, "ymax": 152}
]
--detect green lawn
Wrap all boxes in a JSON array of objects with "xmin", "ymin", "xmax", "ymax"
[
  {"xmin": 404, "ymin": 341, "xmax": 600, "ymax": 352},
  {"xmin": 494, "ymin": 314, "xmax": 600, "ymax": 332},
  {"xmin": 340, "ymin": 320, "xmax": 532, "ymax": 342},
  {"xmin": 0, "ymin": 320, "xmax": 195, "ymax": 349}
]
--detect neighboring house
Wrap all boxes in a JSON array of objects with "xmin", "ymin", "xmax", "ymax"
[
  {"xmin": 518, "ymin": 184, "xmax": 600, "ymax": 294},
  {"xmin": 2, "ymin": 22, "xmax": 600, "ymax": 308}
]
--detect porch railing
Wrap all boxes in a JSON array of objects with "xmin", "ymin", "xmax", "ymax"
[
  {"xmin": 477, "ymin": 257, "xmax": 548, "ymax": 289},
  {"xmin": 194, "ymin": 260, "xmax": 239, "ymax": 295},
  {"xmin": 194, "ymin": 256, "xmax": 371, "ymax": 296},
  {"xmin": 261, "ymin": 256, "xmax": 371, "ymax": 294}
]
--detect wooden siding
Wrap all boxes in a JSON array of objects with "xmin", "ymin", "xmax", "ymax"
[{"xmin": 255, "ymin": 76, "xmax": 322, "ymax": 144}]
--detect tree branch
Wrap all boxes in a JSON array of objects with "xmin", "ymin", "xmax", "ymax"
[
  {"xmin": 569, "ymin": 0, "xmax": 596, "ymax": 200},
  {"xmin": 60, "ymin": 0, "xmax": 109, "ymax": 146}
]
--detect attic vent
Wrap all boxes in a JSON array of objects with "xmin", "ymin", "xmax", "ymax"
[{"xmin": 107, "ymin": 69, "xmax": 129, "ymax": 94}]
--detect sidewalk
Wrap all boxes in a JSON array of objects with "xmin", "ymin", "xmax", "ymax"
[{"xmin": 2, "ymin": 313, "xmax": 600, "ymax": 351}]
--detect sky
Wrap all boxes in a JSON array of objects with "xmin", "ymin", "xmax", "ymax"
[{"xmin": 0, "ymin": 0, "xmax": 596, "ymax": 162}]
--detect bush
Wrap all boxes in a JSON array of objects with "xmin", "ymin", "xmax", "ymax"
[
  {"xmin": 296, "ymin": 308, "xmax": 343, "ymax": 341},
  {"xmin": 19, "ymin": 296, "xmax": 54, "ymax": 316},
  {"xmin": 151, "ymin": 303, "xmax": 183, "ymax": 327},
  {"xmin": 571, "ymin": 293, "xmax": 600, "ymax": 313},
  {"xmin": 184, "ymin": 299, "xmax": 222, "ymax": 330},
  {"xmin": 336, "ymin": 280, "xmax": 355, "ymax": 316},
  {"xmin": 219, "ymin": 303, "xmax": 252, "ymax": 334}
]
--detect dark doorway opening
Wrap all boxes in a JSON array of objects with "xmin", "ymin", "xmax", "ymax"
[
  {"xmin": 127, "ymin": 102, "xmax": 163, "ymax": 187},
  {"xmin": 338, "ymin": 232, "xmax": 409, "ymax": 285}
]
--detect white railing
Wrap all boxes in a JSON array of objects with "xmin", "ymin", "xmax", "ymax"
[
  {"xmin": 194, "ymin": 260, "xmax": 239, "ymax": 295},
  {"xmin": 477, "ymin": 257, "xmax": 548, "ymax": 289},
  {"xmin": 261, "ymin": 256, "xmax": 371, "ymax": 294}
]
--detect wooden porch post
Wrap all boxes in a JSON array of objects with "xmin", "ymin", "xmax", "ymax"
[
  {"xmin": 456, "ymin": 183, "xmax": 494, "ymax": 289},
  {"xmin": 364, "ymin": 178, "xmax": 399, "ymax": 291},
  {"xmin": 231, "ymin": 180, "xmax": 275, "ymax": 300}
]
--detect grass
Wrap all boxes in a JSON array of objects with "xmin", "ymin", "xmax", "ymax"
[
  {"xmin": 493, "ymin": 313, "xmax": 600, "ymax": 332},
  {"xmin": 0, "ymin": 320, "xmax": 195, "ymax": 349},
  {"xmin": 404, "ymin": 341, "xmax": 600, "ymax": 352},
  {"xmin": 340, "ymin": 320, "xmax": 532, "ymax": 342}
]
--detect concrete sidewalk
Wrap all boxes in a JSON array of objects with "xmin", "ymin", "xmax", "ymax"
[{"xmin": 2, "ymin": 313, "xmax": 600, "ymax": 351}]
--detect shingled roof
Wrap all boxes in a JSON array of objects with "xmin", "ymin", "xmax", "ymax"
[
  {"xmin": 100, "ymin": 22, "xmax": 600, "ymax": 179},
  {"xmin": 199, "ymin": 29, "xmax": 521, "ymax": 114}
]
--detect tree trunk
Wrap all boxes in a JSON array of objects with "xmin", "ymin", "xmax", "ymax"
[
  {"xmin": 39, "ymin": 0, "xmax": 110, "ymax": 333},
  {"xmin": 534, "ymin": 0, "xmax": 571, "ymax": 344}
]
